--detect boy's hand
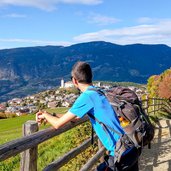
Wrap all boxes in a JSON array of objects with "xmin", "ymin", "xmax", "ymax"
[{"xmin": 36, "ymin": 111, "xmax": 46, "ymax": 126}]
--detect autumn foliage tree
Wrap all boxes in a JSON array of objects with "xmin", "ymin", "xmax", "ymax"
[
  {"xmin": 147, "ymin": 75, "xmax": 160, "ymax": 97},
  {"xmin": 158, "ymin": 69, "xmax": 171, "ymax": 100},
  {"xmin": 147, "ymin": 68, "xmax": 171, "ymax": 100}
]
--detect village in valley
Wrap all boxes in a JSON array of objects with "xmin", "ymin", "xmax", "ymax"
[{"xmin": 0, "ymin": 79, "xmax": 147, "ymax": 117}]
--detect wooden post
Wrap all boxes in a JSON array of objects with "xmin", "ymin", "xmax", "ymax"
[
  {"xmin": 159, "ymin": 99, "xmax": 162, "ymax": 110},
  {"xmin": 20, "ymin": 120, "xmax": 38, "ymax": 171},
  {"xmin": 160, "ymin": 99, "xmax": 162, "ymax": 109},
  {"xmin": 153, "ymin": 98, "xmax": 155, "ymax": 115},
  {"xmin": 145, "ymin": 95, "xmax": 148, "ymax": 114}
]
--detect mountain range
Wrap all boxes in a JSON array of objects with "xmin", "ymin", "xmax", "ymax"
[{"xmin": 0, "ymin": 41, "xmax": 171, "ymax": 102}]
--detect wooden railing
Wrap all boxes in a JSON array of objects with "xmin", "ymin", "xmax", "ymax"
[
  {"xmin": 0, "ymin": 116, "xmax": 105, "ymax": 171},
  {"xmin": 0, "ymin": 97, "xmax": 170, "ymax": 171},
  {"xmin": 141, "ymin": 96, "xmax": 170, "ymax": 116}
]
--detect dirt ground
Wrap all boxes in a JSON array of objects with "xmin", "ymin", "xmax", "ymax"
[{"xmin": 139, "ymin": 119, "xmax": 171, "ymax": 171}]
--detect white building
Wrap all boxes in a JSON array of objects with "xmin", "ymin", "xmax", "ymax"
[
  {"xmin": 60, "ymin": 78, "xmax": 65, "ymax": 88},
  {"xmin": 94, "ymin": 82, "xmax": 101, "ymax": 87},
  {"xmin": 60, "ymin": 79, "xmax": 74, "ymax": 88},
  {"xmin": 65, "ymin": 81, "xmax": 74, "ymax": 88}
]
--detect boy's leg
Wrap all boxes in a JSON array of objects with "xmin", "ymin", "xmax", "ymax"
[
  {"xmin": 94, "ymin": 161, "xmax": 107, "ymax": 171},
  {"xmin": 95, "ymin": 155, "xmax": 118, "ymax": 171},
  {"xmin": 115, "ymin": 147, "xmax": 140, "ymax": 171},
  {"xmin": 95, "ymin": 155, "xmax": 139, "ymax": 171}
]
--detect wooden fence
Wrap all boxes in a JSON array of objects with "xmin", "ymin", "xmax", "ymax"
[
  {"xmin": 141, "ymin": 96, "xmax": 170, "ymax": 116},
  {"xmin": 0, "ymin": 98, "xmax": 170, "ymax": 171}
]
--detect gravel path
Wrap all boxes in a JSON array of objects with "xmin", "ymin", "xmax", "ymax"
[{"xmin": 139, "ymin": 119, "xmax": 171, "ymax": 171}]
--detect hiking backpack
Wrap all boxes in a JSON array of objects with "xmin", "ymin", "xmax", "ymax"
[{"xmin": 89, "ymin": 86, "xmax": 155, "ymax": 163}]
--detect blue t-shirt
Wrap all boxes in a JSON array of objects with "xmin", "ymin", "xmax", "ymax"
[{"xmin": 69, "ymin": 86, "xmax": 124, "ymax": 156}]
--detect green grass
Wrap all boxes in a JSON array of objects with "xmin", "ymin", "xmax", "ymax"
[
  {"xmin": 0, "ymin": 114, "xmax": 35, "ymax": 145},
  {"xmin": 0, "ymin": 108, "xmax": 68, "ymax": 145},
  {"xmin": 0, "ymin": 108, "xmax": 94, "ymax": 171}
]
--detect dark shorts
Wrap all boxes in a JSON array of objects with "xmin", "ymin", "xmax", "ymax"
[{"xmin": 95, "ymin": 147, "xmax": 140, "ymax": 171}]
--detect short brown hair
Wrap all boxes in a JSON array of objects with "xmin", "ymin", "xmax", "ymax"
[{"xmin": 71, "ymin": 61, "xmax": 92, "ymax": 84}]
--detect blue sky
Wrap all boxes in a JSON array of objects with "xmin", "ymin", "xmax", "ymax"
[{"xmin": 1, "ymin": 0, "xmax": 171, "ymax": 49}]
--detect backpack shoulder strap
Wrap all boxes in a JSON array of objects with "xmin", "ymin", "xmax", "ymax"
[
  {"xmin": 88, "ymin": 87, "xmax": 106, "ymax": 96},
  {"xmin": 88, "ymin": 113, "xmax": 123, "ymax": 136},
  {"xmin": 87, "ymin": 87, "xmax": 123, "ymax": 136}
]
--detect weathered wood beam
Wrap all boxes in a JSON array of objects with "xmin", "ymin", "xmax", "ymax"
[
  {"xmin": 43, "ymin": 135, "xmax": 98, "ymax": 171},
  {"xmin": 80, "ymin": 147, "xmax": 106, "ymax": 171}
]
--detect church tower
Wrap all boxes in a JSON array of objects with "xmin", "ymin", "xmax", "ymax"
[{"xmin": 60, "ymin": 78, "xmax": 65, "ymax": 88}]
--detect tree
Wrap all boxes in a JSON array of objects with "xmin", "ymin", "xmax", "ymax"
[
  {"xmin": 147, "ymin": 75, "xmax": 160, "ymax": 97},
  {"xmin": 147, "ymin": 68, "xmax": 171, "ymax": 100},
  {"xmin": 158, "ymin": 69, "xmax": 171, "ymax": 100}
]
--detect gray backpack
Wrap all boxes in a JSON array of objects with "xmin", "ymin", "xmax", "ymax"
[{"xmin": 89, "ymin": 87, "xmax": 155, "ymax": 163}]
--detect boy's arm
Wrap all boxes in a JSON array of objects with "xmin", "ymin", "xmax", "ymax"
[
  {"xmin": 51, "ymin": 113, "xmax": 79, "ymax": 121},
  {"xmin": 36, "ymin": 111, "xmax": 79, "ymax": 129}
]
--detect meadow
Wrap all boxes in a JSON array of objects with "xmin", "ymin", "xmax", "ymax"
[{"xmin": 0, "ymin": 108, "xmax": 95, "ymax": 171}]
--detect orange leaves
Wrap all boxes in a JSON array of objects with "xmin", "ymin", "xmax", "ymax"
[{"xmin": 147, "ymin": 68, "xmax": 171, "ymax": 100}]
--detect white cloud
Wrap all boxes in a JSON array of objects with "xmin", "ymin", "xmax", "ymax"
[
  {"xmin": 0, "ymin": 38, "xmax": 72, "ymax": 47},
  {"xmin": 88, "ymin": 13, "xmax": 120, "ymax": 25},
  {"xmin": 137, "ymin": 17, "xmax": 171, "ymax": 25},
  {"xmin": 137, "ymin": 17, "xmax": 154, "ymax": 24},
  {"xmin": 0, "ymin": 0, "xmax": 102, "ymax": 11},
  {"xmin": 4, "ymin": 13, "xmax": 26, "ymax": 18},
  {"xmin": 73, "ymin": 19, "xmax": 171, "ymax": 46},
  {"xmin": 57, "ymin": 0, "xmax": 102, "ymax": 5}
]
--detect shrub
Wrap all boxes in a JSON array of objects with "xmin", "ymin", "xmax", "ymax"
[{"xmin": 0, "ymin": 112, "xmax": 7, "ymax": 119}]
